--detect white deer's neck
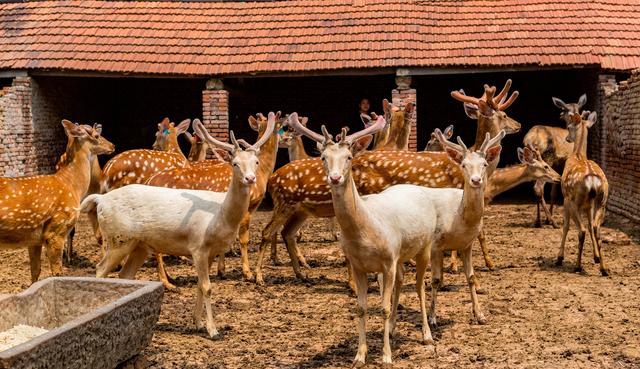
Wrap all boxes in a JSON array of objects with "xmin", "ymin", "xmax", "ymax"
[
  {"xmin": 218, "ymin": 176, "xmax": 252, "ymax": 229},
  {"xmin": 329, "ymin": 172, "xmax": 372, "ymax": 241},
  {"xmin": 459, "ymin": 180, "xmax": 485, "ymax": 226}
]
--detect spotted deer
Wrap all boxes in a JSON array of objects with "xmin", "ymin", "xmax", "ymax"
[
  {"xmin": 424, "ymin": 125, "xmax": 454, "ymax": 151},
  {"xmin": 289, "ymin": 114, "xmax": 505, "ymax": 365},
  {"xmin": 256, "ymin": 84, "xmax": 519, "ymax": 285},
  {"xmin": 0, "ymin": 121, "xmax": 114, "ymax": 282},
  {"xmin": 102, "ymin": 118, "xmax": 191, "ymax": 191},
  {"xmin": 146, "ymin": 113, "xmax": 282, "ymax": 283},
  {"xmin": 82, "ymin": 116, "xmax": 274, "ymax": 338},
  {"xmin": 556, "ymin": 111, "xmax": 609, "ymax": 276},
  {"xmin": 523, "ymin": 94, "xmax": 586, "ymax": 227},
  {"xmin": 185, "ymin": 130, "xmax": 225, "ymax": 162}
]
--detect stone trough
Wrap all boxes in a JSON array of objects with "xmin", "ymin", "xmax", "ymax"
[{"xmin": 0, "ymin": 277, "xmax": 163, "ymax": 369}]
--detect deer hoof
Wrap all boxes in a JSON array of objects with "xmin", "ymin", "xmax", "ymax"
[
  {"xmin": 351, "ymin": 358, "xmax": 366, "ymax": 368},
  {"xmin": 594, "ymin": 256, "xmax": 600, "ymax": 264},
  {"xmin": 555, "ymin": 256, "xmax": 564, "ymax": 266},
  {"xmin": 475, "ymin": 313, "xmax": 487, "ymax": 325},
  {"xmin": 601, "ymin": 268, "xmax": 610, "ymax": 277},
  {"xmin": 573, "ymin": 266, "xmax": 584, "ymax": 273}
]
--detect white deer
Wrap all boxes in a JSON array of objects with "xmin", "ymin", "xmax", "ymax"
[
  {"xmin": 287, "ymin": 113, "xmax": 504, "ymax": 366},
  {"xmin": 80, "ymin": 113, "xmax": 276, "ymax": 338}
]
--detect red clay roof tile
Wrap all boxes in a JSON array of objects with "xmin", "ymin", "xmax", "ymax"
[{"xmin": 0, "ymin": 0, "xmax": 637, "ymax": 75}]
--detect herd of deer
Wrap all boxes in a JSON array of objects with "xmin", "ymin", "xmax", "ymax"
[{"xmin": 0, "ymin": 79, "xmax": 610, "ymax": 366}]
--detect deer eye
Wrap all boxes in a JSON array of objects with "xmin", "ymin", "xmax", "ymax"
[
  {"xmin": 347, "ymin": 156, "xmax": 353, "ymax": 161},
  {"xmin": 483, "ymin": 163, "xmax": 488, "ymax": 167},
  {"xmin": 233, "ymin": 163, "xmax": 238, "ymax": 167},
  {"xmin": 461, "ymin": 164, "xmax": 466, "ymax": 168},
  {"xmin": 321, "ymin": 157, "xmax": 326, "ymax": 161}
]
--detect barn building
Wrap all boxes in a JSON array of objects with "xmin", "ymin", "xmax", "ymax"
[{"xmin": 0, "ymin": 0, "xmax": 639, "ymax": 220}]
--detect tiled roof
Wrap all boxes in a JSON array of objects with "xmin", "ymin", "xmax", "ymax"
[{"xmin": 0, "ymin": 0, "xmax": 639, "ymax": 76}]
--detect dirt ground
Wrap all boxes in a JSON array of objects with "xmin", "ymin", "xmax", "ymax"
[{"xmin": 1, "ymin": 201, "xmax": 639, "ymax": 369}]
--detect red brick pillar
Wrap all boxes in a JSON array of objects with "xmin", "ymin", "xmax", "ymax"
[
  {"xmin": 202, "ymin": 78, "xmax": 229, "ymax": 142},
  {"xmin": 391, "ymin": 75, "xmax": 417, "ymax": 151},
  {"xmin": 0, "ymin": 76, "xmax": 36, "ymax": 176}
]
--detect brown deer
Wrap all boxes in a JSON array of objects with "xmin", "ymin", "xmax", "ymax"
[
  {"xmin": 146, "ymin": 113, "xmax": 282, "ymax": 283},
  {"xmin": 424, "ymin": 125, "xmax": 454, "ymax": 151},
  {"xmin": 184, "ymin": 130, "xmax": 225, "ymax": 162},
  {"xmin": 375, "ymin": 100, "xmax": 414, "ymax": 151},
  {"xmin": 255, "ymin": 83, "xmax": 520, "ymax": 284},
  {"xmin": 523, "ymin": 94, "xmax": 586, "ymax": 227},
  {"xmin": 0, "ymin": 121, "xmax": 114, "ymax": 282},
  {"xmin": 556, "ymin": 111, "xmax": 609, "ymax": 276}
]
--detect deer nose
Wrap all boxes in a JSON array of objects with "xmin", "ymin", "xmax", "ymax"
[
  {"xmin": 470, "ymin": 176, "xmax": 482, "ymax": 187},
  {"xmin": 245, "ymin": 175, "xmax": 256, "ymax": 184},
  {"xmin": 329, "ymin": 175, "xmax": 342, "ymax": 184}
]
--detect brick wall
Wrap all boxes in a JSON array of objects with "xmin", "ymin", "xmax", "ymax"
[
  {"xmin": 391, "ymin": 76, "xmax": 417, "ymax": 151},
  {"xmin": 598, "ymin": 71, "xmax": 640, "ymax": 223},
  {"xmin": 202, "ymin": 84, "xmax": 229, "ymax": 160},
  {"xmin": 0, "ymin": 76, "xmax": 37, "ymax": 176}
]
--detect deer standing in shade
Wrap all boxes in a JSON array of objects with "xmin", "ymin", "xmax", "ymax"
[
  {"xmin": 523, "ymin": 94, "xmax": 586, "ymax": 227},
  {"xmin": 557, "ymin": 111, "xmax": 609, "ymax": 276}
]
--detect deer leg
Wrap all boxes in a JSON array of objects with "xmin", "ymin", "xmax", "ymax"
[
  {"xmin": 381, "ymin": 265, "xmax": 397, "ymax": 365},
  {"xmin": 414, "ymin": 249, "xmax": 434, "ymax": 345},
  {"xmin": 428, "ymin": 250, "xmax": 443, "ymax": 328},
  {"xmin": 329, "ymin": 217, "xmax": 339, "ymax": 241},
  {"xmin": 238, "ymin": 213, "xmax": 253, "ymax": 281},
  {"xmin": 64, "ymin": 227, "xmax": 74, "ymax": 265},
  {"xmin": 534, "ymin": 180, "xmax": 544, "ymax": 228},
  {"xmin": 539, "ymin": 194, "xmax": 558, "ymax": 228},
  {"xmin": 96, "ymin": 239, "xmax": 138, "ymax": 278},
  {"xmin": 345, "ymin": 257, "xmax": 356, "ymax": 293},
  {"xmin": 478, "ymin": 226, "xmax": 494, "ymax": 271},
  {"xmin": 156, "ymin": 253, "xmax": 177, "ymax": 290},
  {"xmin": 119, "ymin": 245, "xmax": 148, "ymax": 280},
  {"xmin": 193, "ymin": 251, "xmax": 220, "ymax": 339},
  {"xmin": 549, "ymin": 182, "xmax": 558, "ymax": 216},
  {"xmin": 271, "ymin": 232, "xmax": 282, "ymax": 265},
  {"xmin": 594, "ymin": 226, "xmax": 609, "ymax": 276},
  {"xmin": 556, "ymin": 205, "xmax": 571, "ymax": 266},
  {"xmin": 44, "ymin": 232, "xmax": 65, "ymax": 278},
  {"xmin": 574, "ymin": 211, "xmax": 586, "ymax": 273},
  {"xmin": 449, "ymin": 250, "xmax": 460, "ymax": 273},
  {"xmin": 282, "ymin": 213, "xmax": 310, "ymax": 281},
  {"xmin": 462, "ymin": 245, "xmax": 485, "ymax": 324},
  {"xmin": 28, "ymin": 244, "xmax": 43, "ymax": 283},
  {"xmin": 390, "ymin": 263, "xmax": 404, "ymax": 338},
  {"xmin": 352, "ymin": 267, "xmax": 369, "ymax": 367}
]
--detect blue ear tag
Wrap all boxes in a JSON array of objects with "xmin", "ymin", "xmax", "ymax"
[
  {"xmin": 163, "ymin": 129, "xmax": 170, "ymax": 135},
  {"xmin": 277, "ymin": 127, "xmax": 285, "ymax": 135}
]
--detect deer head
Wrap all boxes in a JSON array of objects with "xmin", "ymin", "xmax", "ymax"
[
  {"xmin": 552, "ymin": 94, "xmax": 587, "ymax": 125},
  {"xmin": 566, "ymin": 111, "xmax": 597, "ymax": 143},
  {"xmin": 278, "ymin": 115, "xmax": 308, "ymax": 149},
  {"xmin": 425, "ymin": 125, "xmax": 454, "ymax": 151},
  {"xmin": 518, "ymin": 145, "xmax": 561, "ymax": 183},
  {"xmin": 193, "ymin": 112, "xmax": 276, "ymax": 185},
  {"xmin": 435, "ymin": 129, "xmax": 505, "ymax": 188},
  {"xmin": 451, "ymin": 80, "xmax": 521, "ymax": 135},
  {"xmin": 286, "ymin": 112, "xmax": 386, "ymax": 185},
  {"xmin": 61, "ymin": 120, "xmax": 115, "ymax": 156},
  {"xmin": 152, "ymin": 118, "xmax": 191, "ymax": 151}
]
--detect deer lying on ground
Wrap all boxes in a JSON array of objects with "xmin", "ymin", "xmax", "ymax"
[
  {"xmin": 82, "ymin": 115, "xmax": 275, "ymax": 338},
  {"xmin": 0, "ymin": 121, "xmax": 114, "ymax": 282},
  {"xmin": 256, "ymin": 82, "xmax": 520, "ymax": 285},
  {"xmin": 145, "ymin": 113, "xmax": 282, "ymax": 284},
  {"xmin": 523, "ymin": 94, "xmax": 585, "ymax": 227},
  {"xmin": 289, "ymin": 114, "xmax": 504, "ymax": 365},
  {"xmin": 557, "ymin": 111, "xmax": 609, "ymax": 276}
]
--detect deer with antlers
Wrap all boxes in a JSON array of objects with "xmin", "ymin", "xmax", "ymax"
[
  {"xmin": 523, "ymin": 94, "xmax": 586, "ymax": 227},
  {"xmin": 374, "ymin": 99, "xmax": 414, "ymax": 151},
  {"xmin": 144, "ymin": 112, "xmax": 282, "ymax": 284},
  {"xmin": 0, "ymin": 121, "xmax": 114, "ymax": 282},
  {"xmin": 424, "ymin": 125, "xmax": 454, "ymax": 151},
  {"xmin": 256, "ymin": 82, "xmax": 520, "ymax": 285},
  {"xmin": 82, "ymin": 114, "xmax": 275, "ymax": 338},
  {"xmin": 556, "ymin": 111, "xmax": 609, "ymax": 276},
  {"xmin": 288, "ymin": 113, "xmax": 505, "ymax": 365}
]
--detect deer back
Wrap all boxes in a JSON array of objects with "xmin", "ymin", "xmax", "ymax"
[
  {"xmin": 523, "ymin": 125, "xmax": 573, "ymax": 167},
  {"xmin": 103, "ymin": 149, "xmax": 188, "ymax": 191}
]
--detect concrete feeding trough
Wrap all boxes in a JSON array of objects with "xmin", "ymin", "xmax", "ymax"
[{"xmin": 0, "ymin": 277, "xmax": 163, "ymax": 369}]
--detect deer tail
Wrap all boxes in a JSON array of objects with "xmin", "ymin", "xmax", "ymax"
[
  {"xmin": 79, "ymin": 194, "xmax": 100, "ymax": 214},
  {"xmin": 584, "ymin": 175, "xmax": 602, "ymax": 200}
]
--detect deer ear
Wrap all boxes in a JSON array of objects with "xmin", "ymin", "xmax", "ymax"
[
  {"xmin": 523, "ymin": 146, "xmax": 536, "ymax": 163},
  {"xmin": 485, "ymin": 145, "xmax": 502, "ymax": 163},
  {"xmin": 382, "ymin": 99, "xmax": 390, "ymax": 113},
  {"xmin": 445, "ymin": 147, "xmax": 464, "ymax": 164},
  {"xmin": 463, "ymin": 104, "xmax": 478, "ymax": 119},
  {"xmin": 444, "ymin": 125, "xmax": 454, "ymax": 139},
  {"xmin": 248, "ymin": 116, "xmax": 259, "ymax": 131},
  {"xmin": 300, "ymin": 117, "xmax": 308, "ymax": 126},
  {"xmin": 552, "ymin": 97, "xmax": 567, "ymax": 110},
  {"xmin": 517, "ymin": 147, "xmax": 526, "ymax": 163},
  {"xmin": 61, "ymin": 120, "xmax": 85, "ymax": 137},
  {"xmin": 351, "ymin": 135, "xmax": 372, "ymax": 155},
  {"xmin": 176, "ymin": 119, "xmax": 191, "ymax": 134},
  {"xmin": 360, "ymin": 113, "xmax": 372, "ymax": 126},
  {"xmin": 316, "ymin": 142, "xmax": 324, "ymax": 152},
  {"xmin": 586, "ymin": 111, "xmax": 597, "ymax": 127},
  {"xmin": 578, "ymin": 94, "xmax": 587, "ymax": 108}
]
